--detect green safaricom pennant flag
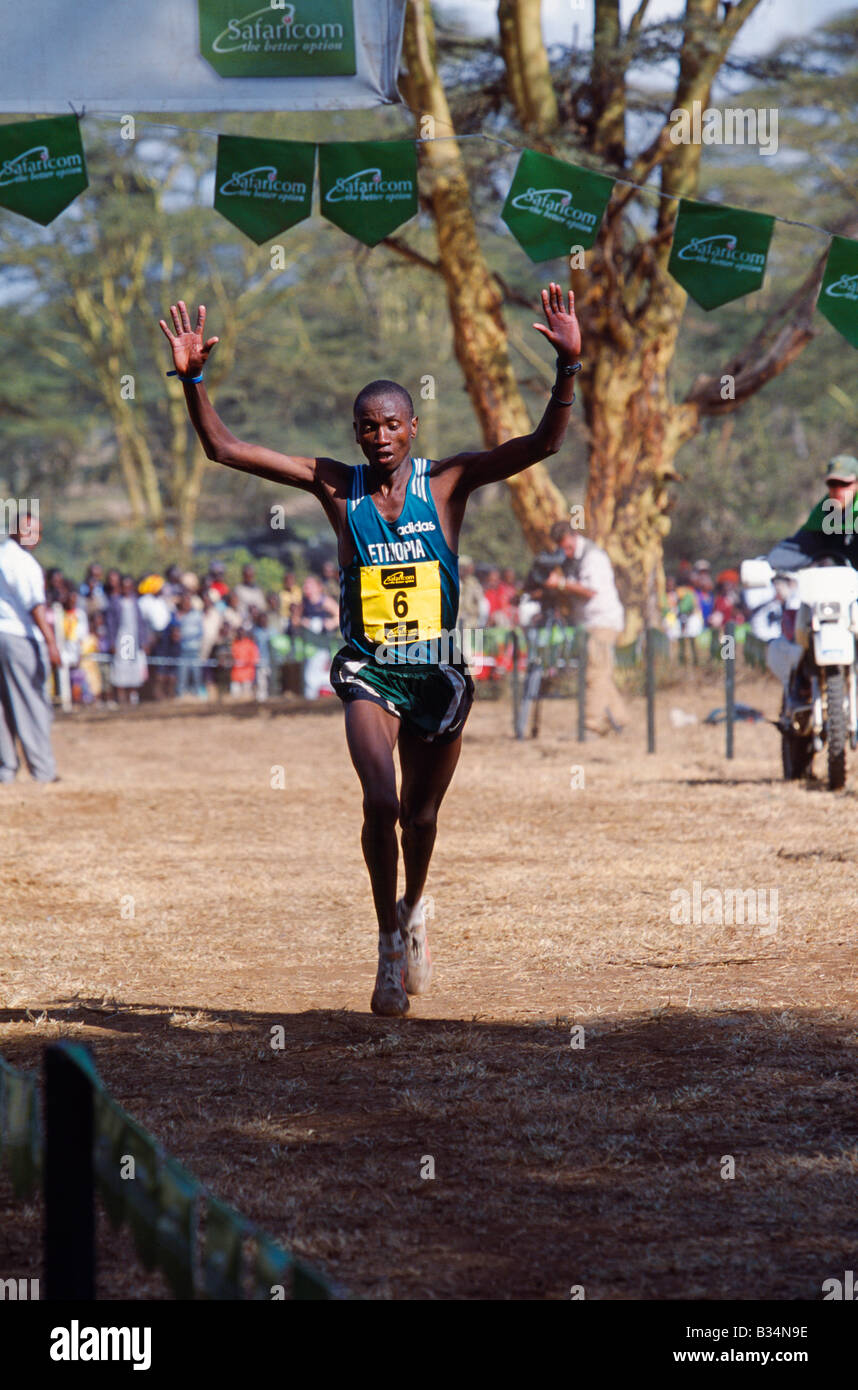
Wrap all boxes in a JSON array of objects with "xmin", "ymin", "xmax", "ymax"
[
  {"xmin": 319, "ymin": 140, "xmax": 417, "ymax": 246},
  {"xmin": 668, "ymin": 198, "xmax": 775, "ymax": 310},
  {"xmin": 501, "ymin": 150, "xmax": 614, "ymax": 261},
  {"xmin": 214, "ymin": 135, "xmax": 315, "ymax": 244},
  {"xmin": 0, "ymin": 115, "xmax": 87, "ymax": 226},
  {"xmin": 199, "ymin": 0, "xmax": 356, "ymax": 77},
  {"xmin": 818, "ymin": 235, "xmax": 858, "ymax": 349}
]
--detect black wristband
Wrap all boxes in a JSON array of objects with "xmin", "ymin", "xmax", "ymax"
[{"xmin": 556, "ymin": 359, "xmax": 582, "ymax": 378}]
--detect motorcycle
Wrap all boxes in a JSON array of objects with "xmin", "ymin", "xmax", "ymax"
[{"xmin": 741, "ymin": 554, "xmax": 858, "ymax": 790}]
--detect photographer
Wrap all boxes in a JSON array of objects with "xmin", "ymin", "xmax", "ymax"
[{"xmin": 526, "ymin": 520, "xmax": 626, "ymax": 737}]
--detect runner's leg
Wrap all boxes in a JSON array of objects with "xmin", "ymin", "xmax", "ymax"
[
  {"xmin": 398, "ymin": 726, "xmax": 462, "ymax": 908},
  {"xmin": 344, "ymin": 699, "xmax": 401, "ymax": 937}
]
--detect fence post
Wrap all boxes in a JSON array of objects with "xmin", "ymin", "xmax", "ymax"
[
  {"xmin": 44, "ymin": 1043, "xmax": 96, "ymax": 1300},
  {"xmin": 645, "ymin": 627, "xmax": 656, "ymax": 754},
  {"xmin": 725, "ymin": 620, "xmax": 736, "ymax": 760},
  {"xmin": 510, "ymin": 630, "xmax": 521, "ymax": 739},
  {"xmin": 577, "ymin": 628, "xmax": 587, "ymax": 743}
]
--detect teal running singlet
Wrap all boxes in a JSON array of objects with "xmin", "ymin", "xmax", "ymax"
[{"xmin": 339, "ymin": 457, "xmax": 460, "ymax": 663}]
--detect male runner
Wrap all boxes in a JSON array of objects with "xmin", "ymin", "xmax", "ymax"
[{"xmin": 159, "ymin": 283, "xmax": 582, "ymax": 1016}]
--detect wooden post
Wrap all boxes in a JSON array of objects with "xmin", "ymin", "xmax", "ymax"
[
  {"xmin": 645, "ymin": 627, "xmax": 656, "ymax": 754},
  {"xmin": 44, "ymin": 1043, "xmax": 96, "ymax": 1300},
  {"xmin": 577, "ymin": 628, "xmax": 587, "ymax": 743},
  {"xmin": 725, "ymin": 621, "xmax": 736, "ymax": 760}
]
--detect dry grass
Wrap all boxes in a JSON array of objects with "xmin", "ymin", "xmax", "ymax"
[{"xmin": 1, "ymin": 672, "xmax": 858, "ymax": 1299}]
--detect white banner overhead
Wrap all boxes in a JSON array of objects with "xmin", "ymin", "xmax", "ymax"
[{"xmin": 0, "ymin": 0, "xmax": 407, "ymax": 112}]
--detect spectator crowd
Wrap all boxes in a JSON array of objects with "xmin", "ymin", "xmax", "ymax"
[
  {"xmin": 42, "ymin": 548, "xmax": 757, "ymax": 709},
  {"xmin": 662, "ymin": 559, "xmax": 756, "ymax": 653},
  {"xmin": 48, "ymin": 559, "xmax": 340, "ymax": 707},
  {"xmin": 46, "ymin": 556, "xmax": 566, "ymax": 707}
]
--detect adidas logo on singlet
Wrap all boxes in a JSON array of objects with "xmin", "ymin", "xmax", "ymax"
[{"xmin": 396, "ymin": 519, "xmax": 436, "ymax": 536}]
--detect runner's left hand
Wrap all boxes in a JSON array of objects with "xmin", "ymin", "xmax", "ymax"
[{"xmin": 532, "ymin": 282, "xmax": 582, "ymax": 362}]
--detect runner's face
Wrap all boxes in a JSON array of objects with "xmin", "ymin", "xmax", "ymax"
[{"xmin": 353, "ymin": 395, "xmax": 416, "ymax": 472}]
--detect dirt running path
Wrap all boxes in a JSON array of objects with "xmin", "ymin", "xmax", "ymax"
[{"xmin": 2, "ymin": 676, "xmax": 857, "ymax": 1299}]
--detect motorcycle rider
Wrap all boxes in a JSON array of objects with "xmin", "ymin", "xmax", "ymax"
[
  {"xmin": 766, "ymin": 456, "xmax": 858, "ymax": 714},
  {"xmin": 768, "ymin": 455, "xmax": 858, "ymax": 571}
]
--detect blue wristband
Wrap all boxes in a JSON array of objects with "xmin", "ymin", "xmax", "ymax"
[{"xmin": 166, "ymin": 369, "xmax": 204, "ymax": 384}]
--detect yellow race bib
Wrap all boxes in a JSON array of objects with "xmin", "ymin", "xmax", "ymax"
[{"xmin": 360, "ymin": 561, "xmax": 443, "ymax": 645}]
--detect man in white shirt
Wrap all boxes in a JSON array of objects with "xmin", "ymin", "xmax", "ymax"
[
  {"xmin": 545, "ymin": 520, "xmax": 627, "ymax": 736},
  {"xmin": 0, "ymin": 509, "xmax": 61, "ymax": 782}
]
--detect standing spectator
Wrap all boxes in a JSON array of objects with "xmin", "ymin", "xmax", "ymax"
[
  {"xmin": 251, "ymin": 609, "xmax": 272, "ymax": 699},
  {"xmin": 79, "ymin": 562, "xmax": 106, "ymax": 619},
  {"xmin": 212, "ymin": 624, "xmax": 234, "ymax": 699},
  {"xmin": 483, "ymin": 566, "xmax": 517, "ymax": 626},
  {"xmin": 690, "ymin": 560, "xmax": 715, "ymax": 624},
  {"xmin": 234, "ymin": 563, "xmax": 267, "ymax": 618},
  {"xmin": 180, "ymin": 571, "xmax": 204, "ymax": 610},
  {"xmin": 299, "ymin": 574, "xmax": 339, "ymax": 632},
  {"xmin": 458, "ymin": 555, "xmax": 488, "ymax": 630},
  {"xmin": 230, "ymin": 625, "xmax": 259, "ymax": 696},
  {"xmin": 709, "ymin": 570, "xmax": 746, "ymax": 630},
  {"xmin": 60, "ymin": 587, "xmax": 92, "ymax": 704},
  {"xmin": 45, "ymin": 567, "xmax": 65, "ymax": 605},
  {"xmin": 138, "ymin": 574, "xmax": 172, "ymax": 699},
  {"xmin": 79, "ymin": 617, "xmax": 103, "ymax": 705},
  {"xmin": 265, "ymin": 590, "xmax": 283, "ymax": 630},
  {"xmin": 280, "ymin": 569, "xmax": 302, "ymax": 623},
  {"xmin": 104, "ymin": 568, "xmax": 122, "ymax": 602},
  {"xmin": 206, "ymin": 560, "xmax": 230, "ymax": 601},
  {"xmin": 321, "ymin": 559, "xmax": 339, "ymax": 601},
  {"xmin": 200, "ymin": 590, "xmax": 223, "ymax": 692},
  {"xmin": 220, "ymin": 589, "xmax": 244, "ymax": 633},
  {"xmin": 500, "ymin": 567, "xmax": 519, "ymax": 613},
  {"xmin": 162, "ymin": 564, "xmax": 184, "ymax": 602},
  {"xmin": 547, "ymin": 521, "xmax": 627, "ymax": 736},
  {"xmin": 0, "ymin": 508, "xmax": 61, "ymax": 783},
  {"xmin": 175, "ymin": 591, "xmax": 205, "ymax": 697},
  {"xmin": 105, "ymin": 575, "xmax": 150, "ymax": 705}
]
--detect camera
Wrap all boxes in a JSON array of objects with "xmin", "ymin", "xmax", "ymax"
[{"xmin": 527, "ymin": 548, "xmax": 567, "ymax": 589}]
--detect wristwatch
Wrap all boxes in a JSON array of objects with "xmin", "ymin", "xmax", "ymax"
[{"xmin": 557, "ymin": 359, "xmax": 583, "ymax": 378}]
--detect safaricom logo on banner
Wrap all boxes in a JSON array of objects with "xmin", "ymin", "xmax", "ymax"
[
  {"xmin": 677, "ymin": 234, "xmax": 765, "ymax": 273},
  {"xmin": 325, "ymin": 168, "xmax": 414, "ymax": 204},
  {"xmin": 510, "ymin": 186, "xmax": 598, "ymax": 232},
  {"xmin": 826, "ymin": 274, "xmax": 858, "ymax": 301},
  {"xmin": 213, "ymin": 5, "xmax": 345, "ymax": 54},
  {"xmin": 219, "ymin": 165, "xmax": 307, "ymax": 204},
  {"xmin": 0, "ymin": 146, "xmax": 83, "ymax": 189}
]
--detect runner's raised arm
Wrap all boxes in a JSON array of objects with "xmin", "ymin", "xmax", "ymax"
[
  {"xmin": 431, "ymin": 281, "xmax": 583, "ymax": 494},
  {"xmin": 158, "ymin": 300, "xmax": 343, "ymax": 496}
]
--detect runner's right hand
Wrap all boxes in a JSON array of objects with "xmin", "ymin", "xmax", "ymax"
[{"xmin": 158, "ymin": 301, "xmax": 219, "ymax": 378}]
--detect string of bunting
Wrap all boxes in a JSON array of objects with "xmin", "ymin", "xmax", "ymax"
[
  {"xmin": 0, "ymin": 1044, "xmax": 337, "ymax": 1300},
  {"xmin": 0, "ymin": 113, "xmax": 857, "ymax": 344}
]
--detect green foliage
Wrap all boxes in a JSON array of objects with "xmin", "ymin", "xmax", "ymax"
[{"xmin": 219, "ymin": 547, "xmax": 285, "ymax": 593}]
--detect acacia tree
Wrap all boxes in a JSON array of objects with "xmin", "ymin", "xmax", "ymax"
[
  {"xmin": 400, "ymin": 0, "xmax": 857, "ymax": 632},
  {"xmin": 0, "ymin": 142, "xmax": 303, "ymax": 552}
]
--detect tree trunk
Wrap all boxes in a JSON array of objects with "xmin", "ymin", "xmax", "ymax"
[
  {"xmin": 497, "ymin": 0, "xmax": 558, "ymax": 138},
  {"xmin": 569, "ymin": 0, "xmax": 769, "ymax": 636},
  {"xmin": 401, "ymin": 0, "xmax": 568, "ymax": 552},
  {"xmin": 588, "ymin": 0, "xmax": 626, "ymax": 164}
]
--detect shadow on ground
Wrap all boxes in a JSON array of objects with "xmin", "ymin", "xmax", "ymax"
[{"xmin": 2, "ymin": 1002, "xmax": 856, "ymax": 1300}]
